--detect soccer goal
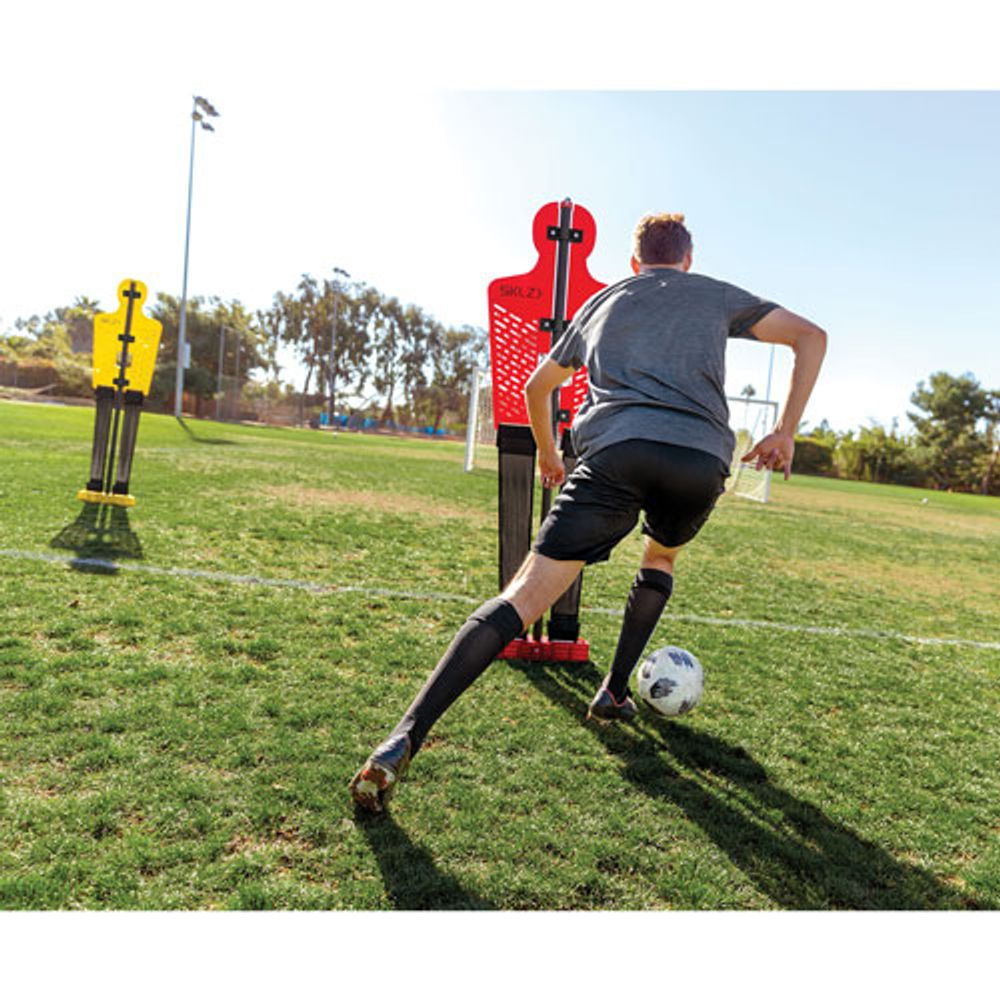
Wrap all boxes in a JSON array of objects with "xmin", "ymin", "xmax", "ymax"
[
  {"xmin": 464, "ymin": 368, "xmax": 496, "ymax": 472},
  {"xmin": 726, "ymin": 396, "xmax": 779, "ymax": 503},
  {"xmin": 468, "ymin": 376, "xmax": 779, "ymax": 502}
]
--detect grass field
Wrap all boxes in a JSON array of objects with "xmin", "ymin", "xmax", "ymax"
[{"xmin": 1, "ymin": 398, "xmax": 998, "ymax": 911}]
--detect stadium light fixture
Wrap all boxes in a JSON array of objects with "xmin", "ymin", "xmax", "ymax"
[{"xmin": 174, "ymin": 95, "xmax": 221, "ymax": 418}]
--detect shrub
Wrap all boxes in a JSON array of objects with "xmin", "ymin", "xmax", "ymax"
[{"xmin": 794, "ymin": 437, "xmax": 836, "ymax": 476}]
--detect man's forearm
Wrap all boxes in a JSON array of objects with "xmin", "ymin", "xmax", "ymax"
[
  {"xmin": 775, "ymin": 329, "xmax": 827, "ymax": 436},
  {"xmin": 525, "ymin": 386, "xmax": 558, "ymax": 456}
]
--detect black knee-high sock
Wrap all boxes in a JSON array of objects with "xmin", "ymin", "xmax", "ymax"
[
  {"xmin": 605, "ymin": 569, "xmax": 673, "ymax": 700},
  {"xmin": 389, "ymin": 597, "xmax": 524, "ymax": 754}
]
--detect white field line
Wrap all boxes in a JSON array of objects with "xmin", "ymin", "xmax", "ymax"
[{"xmin": 2, "ymin": 548, "xmax": 999, "ymax": 653}]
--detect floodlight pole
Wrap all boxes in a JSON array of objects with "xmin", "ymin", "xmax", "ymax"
[
  {"xmin": 234, "ymin": 331, "xmax": 242, "ymax": 420},
  {"xmin": 175, "ymin": 95, "xmax": 219, "ymax": 418},
  {"xmin": 216, "ymin": 322, "xmax": 226, "ymax": 420},
  {"xmin": 175, "ymin": 107, "xmax": 198, "ymax": 419},
  {"xmin": 326, "ymin": 268, "xmax": 350, "ymax": 430},
  {"xmin": 327, "ymin": 294, "xmax": 339, "ymax": 429}
]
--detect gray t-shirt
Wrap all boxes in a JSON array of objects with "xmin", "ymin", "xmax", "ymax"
[{"xmin": 548, "ymin": 269, "xmax": 778, "ymax": 470}]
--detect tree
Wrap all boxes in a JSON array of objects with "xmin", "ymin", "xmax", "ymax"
[
  {"xmin": 908, "ymin": 372, "xmax": 994, "ymax": 491},
  {"xmin": 321, "ymin": 268, "xmax": 358, "ymax": 422},
  {"xmin": 60, "ymin": 296, "xmax": 101, "ymax": 353},
  {"xmin": 795, "ymin": 419, "xmax": 839, "ymax": 477},
  {"xmin": 835, "ymin": 420, "xmax": 923, "ymax": 485},
  {"xmin": 372, "ymin": 295, "xmax": 405, "ymax": 424},
  {"xmin": 0, "ymin": 296, "xmax": 98, "ymax": 396},
  {"xmin": 413, "ymin": 324, "xmax": 488, "ymax": 430},
  {"xmin": 262, "ymin": 272, "xmax": 373, "ymax": 424},
  {"xmin": 335, "ymin": 282, "xmax": 380, "ymax": 405},
  {"xmin": 398, "ymin": 304, "xmax": 434, "ymax": 421},
  {"xmin": 978, "ymin": 390, "xmax": 1000, "ymax": 495},
  {"xmin": 9, "ymin": 312, "xmax": 72, "ymax": 360},
  {"xmin": 149, "ymin": 294, "xmax": 267, "ymax": 408}
]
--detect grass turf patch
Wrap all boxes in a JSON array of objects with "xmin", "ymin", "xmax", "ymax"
[{"xmin": 0, "ymin": 399, "xmax": 998, "ymax": 909}]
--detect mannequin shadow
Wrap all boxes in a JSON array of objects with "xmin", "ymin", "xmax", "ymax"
[{"xmin": 50, "ymin": 503, "xmax": 143, "ymax": 570}]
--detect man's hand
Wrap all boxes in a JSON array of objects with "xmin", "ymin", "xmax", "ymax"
[
  {"xmin": 747, "ymin": 310, "xmax": 826, "ymax": 475},
  {"xmin": 742, "ymin": 431, "xmax": 795, "ymax": 480},
  {"xmin": 539, "ymin": 447, "xmax": 566, "ymax": 489},
  {"xmin": 525, "ymin": 358, "xmax": 576, "ymax": 487}
]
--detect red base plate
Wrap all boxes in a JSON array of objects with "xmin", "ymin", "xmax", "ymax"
[{"xmin": 497, "ymin": 637, "xmax": 590, "ymax": 662}]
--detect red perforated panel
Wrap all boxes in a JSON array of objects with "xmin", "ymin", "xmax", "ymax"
[
  {"xmin": 496, "ymin": 637, "xmax": 590, "ymax": 663},
  {"xmin": 487, "ymin": 200, "xmax": 605, "ymax": 435},
  {"xmin": 488, "ymin": 303, "xmax": 541, "ymax": 427},
  {"xmin": 560, "ymin": 369, "xmax": 589, "ymax": 430}
]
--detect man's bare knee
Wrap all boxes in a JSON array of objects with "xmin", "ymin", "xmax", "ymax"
[
  {"xmin": 641, "ymin": 537, "xmax": 682, "ymax": 575},
  {"xmin": 501, "ymin": 553, "xmax": 584, "ymax": 628}
]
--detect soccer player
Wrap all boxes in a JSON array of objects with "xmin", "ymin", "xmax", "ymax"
[{"xmin": 350, "ymin": 213, "xmax": 826, "ymax": 812}]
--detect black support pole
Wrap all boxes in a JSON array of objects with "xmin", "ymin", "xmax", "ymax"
[
  {"xmin": 548, "ymin": 428, "xmax": 584, "ymax": 640},
  {"xmin": 102, "ymin": 282, "xmax": 139, "ymax": 495},
  {"xmin": 86, "ymin": 386, "xmax": 115, "ymax": 492},
  {"xmin": 533, "ymin": 198, "xmax": 585, "ymax": 642},
  {"xmin": 112, "ymin": 389, "xmax": 144, "ymax": 495},
  {"xmin": 497, "ymin": 424, "xmax": 537, "ymax": 626}
]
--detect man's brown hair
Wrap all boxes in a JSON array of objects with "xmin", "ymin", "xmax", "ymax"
[{"xmin": 632, "ymin": 213, "xmax": 693, "ymax": 266}]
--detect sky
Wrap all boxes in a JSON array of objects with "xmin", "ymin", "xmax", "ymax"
[{"xmin": 2, "ymin": 2, "xmax": 999, "ymax": 435}]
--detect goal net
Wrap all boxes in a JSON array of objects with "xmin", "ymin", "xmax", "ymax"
[
  {"xmin": 467, "ymin": 378, "xmax": 779, "ymax": 503},
  {"xmin": 726, "ymin": 396, "xmax": 779, "ymax": 503}
]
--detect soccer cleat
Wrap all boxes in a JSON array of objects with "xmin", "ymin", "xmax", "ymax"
[
  {"xmin": 586, "ymin": 686, "xmax": 638, "ymax": 724},
  {"xmin": 348, "ymin": 733, "xmax": 412, "ymax": 813}
]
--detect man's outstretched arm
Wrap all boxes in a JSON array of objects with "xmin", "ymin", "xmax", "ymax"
[
  {"xmin": 743, "ymin": 308, "xmax": 827, "ymax": 479},
  {"xmin": 525, "ymin": 358, "xmax": 577, "ymax": 487}
]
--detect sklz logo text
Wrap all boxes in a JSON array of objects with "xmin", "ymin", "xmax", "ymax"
[{"xmin": 497, "ymin": 284, "xmax": 543, "ymax": 300}]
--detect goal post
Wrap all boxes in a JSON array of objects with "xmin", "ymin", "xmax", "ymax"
[
  {"xmin": 726, "ymin": 396, "xmax": 779, "ymax": 503},
  {"xmin": 471, "ymin": 384, "xmax": 781, "ymax": 502},
  {"xmin": 464, "ymin": 367, "xmax": 496, "ymax": 472},
  {"xmin": 463, "ymin": 367, "xmax": 481, "ymax": 473},
  {"xmin": 473, "ymin": 385, "xmax": 780, "ymax": 502}
]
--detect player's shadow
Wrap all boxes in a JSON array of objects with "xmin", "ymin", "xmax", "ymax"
[
  {"xmin": 354, "ymin": 810, "xmax": 495, "ymax": 911},
  {"xmin": 50, "ymin": 504, "xmax": 143, "ymax": 571},
  {"xmin": 514, "ymin": 660, "xmax": 981, "ymax": 911},
  {"xmin": 176, "ymin": 415, "xmax": 239, "ymax": 446}
]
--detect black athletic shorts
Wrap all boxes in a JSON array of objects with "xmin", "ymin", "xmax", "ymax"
[{"xmin": 532, "ymin": 439, "xmax": 728, "ymax": 565}]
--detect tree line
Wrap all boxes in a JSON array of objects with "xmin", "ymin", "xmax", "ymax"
[
  {"xmin": 0, "ymin": 273, "xmax": 488, "ymax": 431},
  {"xmin": 1, "ymin": 286, "xmax": 997, "ymax": 494},
  {"xmin": 792, "ymin": 371, "xmax": 999, "ymax": 495}
]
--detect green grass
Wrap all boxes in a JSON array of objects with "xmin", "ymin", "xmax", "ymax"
[{"xmin": 1, "ymin": 398, "xmax": 998, "ymax": 910}]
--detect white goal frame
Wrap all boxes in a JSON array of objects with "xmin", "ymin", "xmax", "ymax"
[
  {"xmin": 726, "ymin": 396, "xmax": 779, "ymax": 503},
  {"xmin": 467, "ymin": 378, "xmax": 779, "ymax": 503},
  {"xmin": 464, "ymin": 367, "xmax": 495, "ymax": 472}
]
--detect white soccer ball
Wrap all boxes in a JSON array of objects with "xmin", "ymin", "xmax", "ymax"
[{"xmin": 637, "ymin": 646, "xmax": 704, "ymax": 717}]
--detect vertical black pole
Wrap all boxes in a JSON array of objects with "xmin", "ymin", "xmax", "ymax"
[
  {"xmin": 548, "ymin": 428, "xmax": 584, "ymax": 640},
  {"xmin": 113, "ymin": 390, "xmax": 144, "ymax": 495},
  {"xmin": 497, "ymin": 424, "xmax": 537, "ymax": 600},
  {"xmin": 86, "ymin": 387, "xmax": 115, "ymax": 492},
  {"xmin": 533, "ymin": 198, "xmax": 574, "ymax": 641},
  {"xmin": 103, "ymin": 283, "xmax": 138, "ymax": 495},
  {"xmin": 539, "ymin": 197, "xmax": 574, "ymax": 519}
]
